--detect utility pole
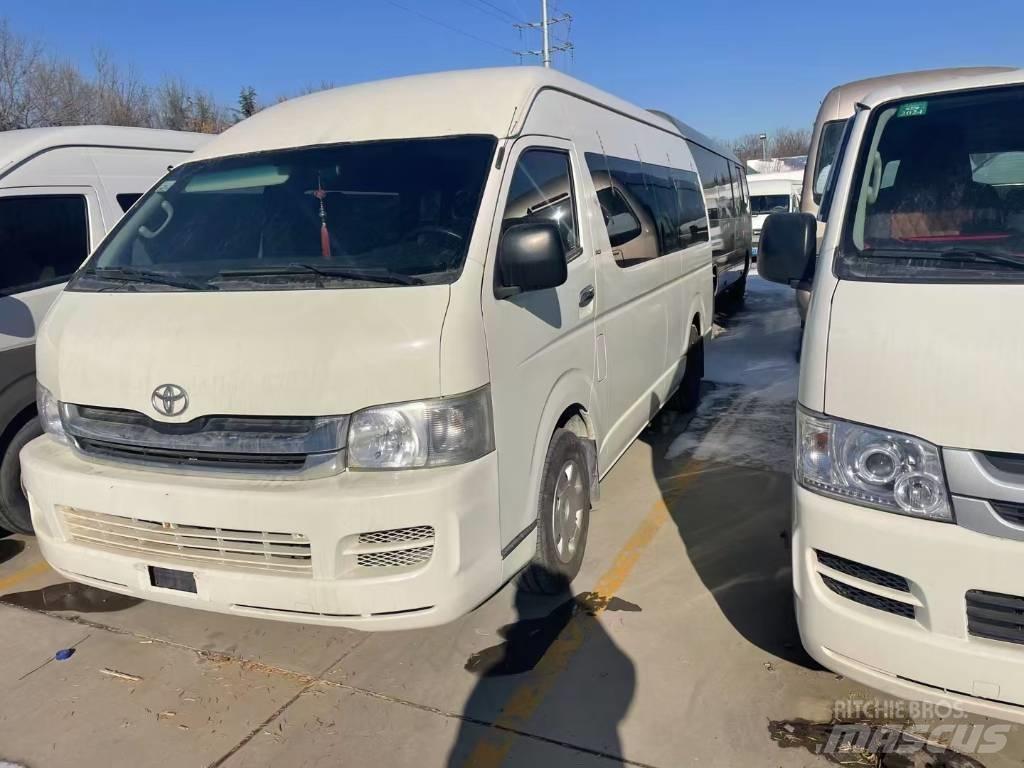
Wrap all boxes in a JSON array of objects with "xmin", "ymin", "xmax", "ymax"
[
  {"xmin": 759, "ymin": 132, "xmax": 768, "ymax": 162},
  {"xmin": 514, "ymin": 3, "xmax": 573, "ymax": 68}
]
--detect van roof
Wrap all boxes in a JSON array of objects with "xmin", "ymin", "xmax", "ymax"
[
  {"xmin": 748, "ymin": 171, "xmax": 802, "ymax": 188},
  {"xmin": 191, "ymin": 67, "xmax": 679, "ymax": 162},
  {"xmin": 0, "ymin": 125, "xmax": 210, "ymax": 176},
  {"xmin": 858, "ymin": 67, "xmax": 1024, "ymax": 108},
  {"xmin": 817, "ymin": 67, "xmax": 1017, "ymax": 121},
  {"xmin": 647, "ymin": 110, "xmax": 740, "ymax": 165}
]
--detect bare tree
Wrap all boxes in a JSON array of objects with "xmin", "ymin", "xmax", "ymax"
[
  {"xmin": 28, "ymin": 57, "xmax": 95, "ymax": 126},
  {"xmin": 728, "ymin": 128, "xmax": 813, "ymax": 163},
  {"xmin": 154, "ymin": 78, "xmax": 229, "ymax": 133},
  {"xmin": 0, "ymin": 19, "xmax": 41, "ymax": 130},
  {"xmin": 730, "ymin": 133, "xmax": 765, "ymax": 163},
  {"xmin": 771, "ymin": 127, "xmax": 811, "ymax": 158},
  {"xmin": 275, "ymin": 80, "xmax": 337, "ymax": 104},
  {"xmin": 92, "ymin": 49, "xmax": 152, "ymax": 127}
]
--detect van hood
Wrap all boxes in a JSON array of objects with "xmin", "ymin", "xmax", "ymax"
[
  {"xmin": 825, "ymin": 280, "xmax": 1024, "ymax": 453},
  {"xmin": 37, "ymin": 287, "xmax": 450, "ymax": 420}
]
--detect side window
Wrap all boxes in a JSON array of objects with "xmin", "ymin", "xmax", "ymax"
[
  {"xmin": 595, "ymin": 186, "xmax": 642, "ymax": 247},
  {"xmin": 671, "ymin": 168, "xmax": 709, "ymax": 247},
  {"xmin": 735, "ymin": 166, "xmax": 749, "ymax": 215},
  {"xmin": 0, "ymin": 195, "xmax": 89, "ymax": 294},
  {"xmin": 502, "ymin": 149, "xmax": 580, "ymax": 260},
  {"xmin": 586, "ymin": 151, "xmax": 707, "ymax": 262},
  {"xmin": 116, "ymin": 193, "xmax": 143, "ymax": 213}
]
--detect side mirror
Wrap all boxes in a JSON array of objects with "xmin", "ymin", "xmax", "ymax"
[
  {"xmin": 758, "ymin": 212, "xmax": 817, "ymax": 287},
  {"xmin": 496, "ymin": 221, "xmax": 568, "ymax": 299}
]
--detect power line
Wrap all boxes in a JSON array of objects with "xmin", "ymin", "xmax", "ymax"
[
  {"xmin": 383, "ymin": 0, "xmax": 517, "ymax": 54},
  {"xmin": 453, "ymin": 0, "xmax": 517, "ymax": 24},
  {"xmin": 473, "ymin": 0, "xmax": 524, "ymax": 22}
]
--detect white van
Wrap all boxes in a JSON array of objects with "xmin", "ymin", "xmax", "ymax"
[
  {"xmin": 793, "ymin": 67, "xmax": 1012, "ymax": 321},
  {"xmin": 0, "ymin": 127, "xmax": 208, "ymax": 534},
  {"xmin": 760, "ymin": 68, "xmax": 1024, "ymax": 721},
  {"xmin": 20, "ymin": 69, "xmax": 713, "ymax": 629},
  {"xmin": 748, "ymin": 171, "xmax": 802, "ymax": 256}
]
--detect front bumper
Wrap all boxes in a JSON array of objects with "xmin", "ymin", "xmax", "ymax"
[
  {"xmin": 21, "ymin": 436, "xmax": 503, "ymax": 630},
  {"xmin": 794, "ymin": 484, "xmax": 1024, "ymax": 723}
]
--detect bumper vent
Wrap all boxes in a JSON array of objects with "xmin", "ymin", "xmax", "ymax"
[
  {"xmin": 991, "ymin": 502, "xmax": 1024, "ymax": 527},
  {"xmin": 967, "ymin": 590, "xmax": 1024, "ymax": 646},
  {"xmin": 61, "ymin": 507, "xmax": 312, "ymax": 575},
  {"xmin": 345, "ymin": 526, "xmax": 435, "ymax": 571},
  {"xmin": 816, "ymin": 550, "xmax": 911, "ymax": 593},
  {"xmin": 358, "ymin": 546, "xmax": 433, "ymax": 569},
  {"xmin": 358, "ymin": 526, "xmax": 434, "ymax": 546},
  {"xmin": 821, "ymin": 575, "xmax": 916, "ymax": 619}
]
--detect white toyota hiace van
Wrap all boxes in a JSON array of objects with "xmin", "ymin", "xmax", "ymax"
[
  {"xmin": 760, "ymin": 68, "xmax": 1024, "ymax": 721},
  {"xmin": 22, "ymin": 69, "xmax": 713, "ymax": 629},
  {"xmin": 0, "ymin": 127, "xmax": 208, "ymax": 534}
]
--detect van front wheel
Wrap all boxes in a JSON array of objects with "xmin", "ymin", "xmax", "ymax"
[
  {"xmin": 520, "ymin": 428, "xmax": 591, "ymax": 594},
  {"xmin": 0, "ymin": 419, "xmax": 41, "ymax": 535}
]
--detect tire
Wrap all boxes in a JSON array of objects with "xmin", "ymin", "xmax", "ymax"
[
  {"xmin": 520, "ymin": 428, "xmax": 591, "ymax": 595},
  {"xmin": 671, "ymin": 324, "xmax": 704, "ymax": 413},
  {"xmin": 0, "ymin": 418, "xmax": 41, "ymax": 534}
]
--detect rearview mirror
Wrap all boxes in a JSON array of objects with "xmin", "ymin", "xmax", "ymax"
[
  {"xmin": 496, "ymin": 221, "xmax": 568, "ymax": 299},
  {"xmin": 758, "ymin": 212, "xmax": 817, "ymax": 287}
]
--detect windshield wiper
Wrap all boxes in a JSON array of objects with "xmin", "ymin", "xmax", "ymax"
[
  {"xmin": 858, "ymin": 247, "xmax": 1024, "ymax": 271},
  {"xmin": 215, "ymin": 263, "xmax": 423, "ymax": 286},
  {"xmin": 84, "ymin": 266, "xmax": 216, "ymax": 291}
]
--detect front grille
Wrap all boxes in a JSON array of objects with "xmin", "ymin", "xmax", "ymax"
[
  {"xmin": 991, "ymin": 501, "xmax": 1024, "ymax": 527},
  {"xmin": 61, "ymin": 507, "xmax": 312, "ymax": 575},
  {"xmin": 816, "ymin": 550, "xmax": 911, "ymax": 593},
  {"xmin": 357, "ymin": 546, "xmax": 434, "ymax": 569},
  {"xmin": 967, "ymin": 590, "xmax": 1024, "ymax": 646},
  {"xmin": 76, "ymin": 437, "xmax": 308, "ymax": 472},
  {"xmin": 821, "ymin": 575, "xmax": 916, "ymax": 619}
]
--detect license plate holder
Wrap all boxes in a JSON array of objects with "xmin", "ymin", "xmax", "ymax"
[{"xmin": 149, "ymin": 566, "xmax": 197, "ymax": 594}]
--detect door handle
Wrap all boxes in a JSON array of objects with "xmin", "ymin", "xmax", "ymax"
[{"xmin": 579, "ymin": 285, "xmax": 595, "ymax": 308}]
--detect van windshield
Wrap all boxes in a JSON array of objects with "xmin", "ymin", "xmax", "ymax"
[
  {"xmin": 839, "ymin": 85, "xmax": 1024, "ymax": 282},
  {"xmin": 750, "ymin": 194, "xmax": 790, "ymax": 215},
  {"xmin": 71, "ymin": 135, "xmax": 496, "ymax": 292}
]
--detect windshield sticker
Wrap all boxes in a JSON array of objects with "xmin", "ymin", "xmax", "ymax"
[
  {"xmin": 156, "ymin": 180, "xmax": 176, "ymax": 192},
  {"xmin": 896, "ymin": 101, "xmax": 928, "ymax": 118}
]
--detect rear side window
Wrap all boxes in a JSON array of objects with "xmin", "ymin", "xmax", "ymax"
[
  {"xmin": 116, "ymin": 193, "xmax": 143, "ymax": 212},
  {"xmin": 687, "ymin": 141, "xmax": 734, "ymax": 225},
  {"xmin": 0, "ymin": 195, "xmax": 89, "ymax": 294},
  {"xmin": 502, "ymin": 149, "xmax": 580, "ymax": 260},
  {"xmin": 586, "ymin": 152, "xmax": 707, "ymax": 265}
]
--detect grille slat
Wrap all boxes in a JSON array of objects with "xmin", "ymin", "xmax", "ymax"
[
  {"xmin": 76, "ymin": 437, "xmax": 308, "ymax": 472},
  {"xmin": 816, "ymin": 550, "xmax": 911, "ymax": 593},
  {"xmin": 821, "ymin": 574, "xmax": 916, "ymax": 619},
  {"xmin": 967, "ymin": 589, "xmax": 1024, "ymax": 645},
  {"xmin": 61, "ymin": 507, "xmax": 312, "ymax": 576}
]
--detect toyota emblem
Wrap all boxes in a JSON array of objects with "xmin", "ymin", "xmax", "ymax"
[{"xmin": 151, "ymin": 384, "xmax": 189, "ymax": 417}]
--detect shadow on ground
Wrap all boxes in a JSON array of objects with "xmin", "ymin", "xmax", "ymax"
[
  {"xmin": 448, "ymin": 570, "xmax": 636, "ymax": 766},
  {"xmin": 0, "ymin": 536, "xmax": 25, "ymax": 565}
]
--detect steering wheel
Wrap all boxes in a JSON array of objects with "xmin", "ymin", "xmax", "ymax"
[{"xmin": 403, "ymin": 225, "xmax": 464, "ymax": 246}]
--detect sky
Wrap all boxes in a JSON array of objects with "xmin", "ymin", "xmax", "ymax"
[{"xmin": 4, "ymin": 0, "xmax": 1023, "ymax": 140}]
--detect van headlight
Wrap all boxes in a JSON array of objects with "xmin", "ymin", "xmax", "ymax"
[
  {"xmin": 36, "ymin": 383, "xmax": 69, "ymax": 445},
  {"xmin": 796, "ymin": 407, "xmax": 951, "ymax": 521},
  {"xmin": 347, "ymin": 386, "xmax": 494, "ymax": 470}
]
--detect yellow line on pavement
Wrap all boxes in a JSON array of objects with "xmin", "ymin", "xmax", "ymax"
[
  {"xmin": 461, "ymin": 460, "xmax": 704, "ymax": 767},
  {"xmin": 0, "ymin": 560, "xmax": 51, "ymax": 594}
]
